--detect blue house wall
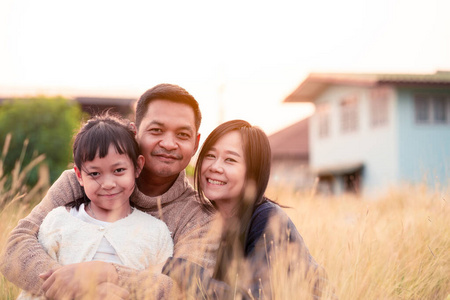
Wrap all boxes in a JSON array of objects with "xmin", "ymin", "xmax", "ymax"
[{"xmin": 396, "ymin": 88, "xmax": 450, "ymax": 189}]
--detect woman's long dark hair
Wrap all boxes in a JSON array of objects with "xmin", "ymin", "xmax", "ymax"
[
  {"xmin": 194, "ymin": 119, "xmax": 272, "ymax": 282},
  {"xmin": 67, "ymin": 112, "xmax": 141, "ymax": 210}
]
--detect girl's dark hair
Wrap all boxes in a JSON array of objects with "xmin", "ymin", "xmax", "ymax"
[
  {"xmin": 194, "ymin": 119, "xmax": 272, "ymax": 281},
  {"xmin": 68, "ymin": 112, "xmax": 141, "ymax": 209}
]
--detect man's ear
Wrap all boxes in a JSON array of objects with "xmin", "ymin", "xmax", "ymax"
[
  {"xmin": 135, "ymin": 155, "xmax": 145, "ymax": 178},
  {"xmin": 193, "ymin": 133, "xmax": 201, "ymax": 155},
  {"xmin": 74, "ymin": 165, "xmax": 84, "ymax": 186}
]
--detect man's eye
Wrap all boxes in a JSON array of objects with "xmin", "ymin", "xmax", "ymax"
[{"xmin": 178, "ymin": 132, "xmax": 191, "ymax": 139}]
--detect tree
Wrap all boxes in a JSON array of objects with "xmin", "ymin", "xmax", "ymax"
[{"xmin": 0, "ymin": 96, "xmax": 83, "ymax": 185}]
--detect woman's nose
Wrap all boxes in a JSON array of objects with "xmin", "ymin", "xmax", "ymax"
[{"xmin": 209, "ymin": 160, "xmax": 223, "ymax": 173}]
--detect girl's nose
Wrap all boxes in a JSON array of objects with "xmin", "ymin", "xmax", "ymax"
[{"xmin": 101, "ymin": 178, "xmax": 117, "ymax": 189}]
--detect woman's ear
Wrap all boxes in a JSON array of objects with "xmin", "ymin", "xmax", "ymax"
[
  {"xmin": 74, "ymin": 165, "xmax": 84, "ymax": 186},
  {"xmin": 135, "ymin": 155, "xmax": 145, "ymax": 178}
]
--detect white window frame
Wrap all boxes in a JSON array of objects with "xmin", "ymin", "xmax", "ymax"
[
  {"xmin": 340, "ymin": 95, "xmax": 359, "ymax": 133},
  {"xmin": 316, "ymin": 103, "xmax": 330, "ymax": 138},
  {"xmin": 369, "ymin": 88, "xmax": 389, "ymax": 127},
  {"xmin": 414, "ymin": 94, "xmax": 449, "ymax": 125}
]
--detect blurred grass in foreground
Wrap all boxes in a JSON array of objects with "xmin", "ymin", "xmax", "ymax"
[
  {"xmin": 0, "ymin": 134, "xmax": 49, "ymax": 299},
  {"xmin": 0, "ymin": 138, "xmax": 448, "ymax": 299},
  {"xmin": 266, "ymin": 183, "xmax": 449, "ymax": 299}
]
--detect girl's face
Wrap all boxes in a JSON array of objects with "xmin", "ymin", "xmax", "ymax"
[
  {"xmin": 75, "ymin": 144, "xmax": 144, "ymax": 222},
  {"xmin": 200, "ymin": 131, "xmax": 246, "ymax": 217}
]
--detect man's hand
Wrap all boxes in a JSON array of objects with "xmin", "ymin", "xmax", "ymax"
[
  {"xmin": 93, "ymin": 282, "xmax": 130, "ymax": 300},
  {"xmin": 40, "ymin": 261, "xmax": 120, "ymax": 299}
]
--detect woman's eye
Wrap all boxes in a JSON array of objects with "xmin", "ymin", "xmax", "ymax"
[
  {"xmin": 115, "ymin": 168, "xmax": 126, "ymax": 173},
  {"xmin": 205, "ymin": 153, "xmax": 215, "ymax": 159},
  {"xmin": 225, "ymin": 158, "xmax": 237, "ymax": 163}
]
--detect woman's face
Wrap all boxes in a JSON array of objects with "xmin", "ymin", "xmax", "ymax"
[{"xmin": 200, "ymin": 131, "xmax": 246, "ymax": 215}]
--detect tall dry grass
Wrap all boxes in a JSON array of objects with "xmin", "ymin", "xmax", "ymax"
[
  {"xmin": 266, "ymin": 183, "xmax": 450, "ymax": 299},
  {"xmin": 0, "ymin": 134, "xmax": 49, "ymax": 300},
  {"xmin": 0, "ymin": 136, "xmax": 448, "ymax": 299}
]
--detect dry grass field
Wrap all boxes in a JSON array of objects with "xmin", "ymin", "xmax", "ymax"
[
  {"xmin": 1, "ymin": 151, "xmax": 449, "ymax": 299},
  {"xmin": 266, "ymin": 183, "xmax": 450, "ymax": 300}
]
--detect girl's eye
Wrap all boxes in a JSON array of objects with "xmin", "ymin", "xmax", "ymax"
[
  {"xmin": 88, "ymin": 172, "xmax": 100, "ymax": 177},
  {"xmin": 115, "ymin": 168, "xmax": 126, "ymax": 173}
]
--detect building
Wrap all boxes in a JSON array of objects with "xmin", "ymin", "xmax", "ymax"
[
  {"xmin": 75, "ymin": 96, "xmax": 135, "ymax": 118},
  {"xmin": 0, "ymin": 96, "xmax": 135, "ymax": 119},
  {"xmin": 284, "ymin": 71, "xmax": 450, "ymax": 196},
  {"xmin": 268, "ymin": 118, "xmax": 315, "ymax": 192}
]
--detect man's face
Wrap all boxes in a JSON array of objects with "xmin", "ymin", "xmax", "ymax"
[{"xmin": 136, "ymin": 99, "xmax": 200, "ymax": 180}]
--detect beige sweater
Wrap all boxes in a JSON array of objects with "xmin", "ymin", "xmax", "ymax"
[{"xmin": 0, "ymin": 169, "xmax": 218, "ymax": 298}]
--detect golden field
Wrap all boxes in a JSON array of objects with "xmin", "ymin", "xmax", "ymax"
[{"xmin": 1, "ymin": 154, "xmax": 449, "ymax": 299}]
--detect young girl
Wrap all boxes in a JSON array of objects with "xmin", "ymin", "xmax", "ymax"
[{"xmin": 18, "ymin": 113, "xmax": 173, "ymax": 299}]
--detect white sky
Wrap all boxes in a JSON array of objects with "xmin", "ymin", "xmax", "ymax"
[{"xmin": 1, "ymin": 0, "xmax": 450, "ymax": 139}]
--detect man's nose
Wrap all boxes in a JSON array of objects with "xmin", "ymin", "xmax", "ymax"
[{"xmin": 159, "ymin": 133, "xmax": 178, "ymax": 150}]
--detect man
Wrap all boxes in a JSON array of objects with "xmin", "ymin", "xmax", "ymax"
[{"xmin": 0, "ymin": 84, "xmax": 217, "ymax": 299}]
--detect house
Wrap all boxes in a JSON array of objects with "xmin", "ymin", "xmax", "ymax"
[
  {"xmin": 74, "ymin": 96, "xmax": 135, "ymax": 118},
  {"xmin": 268, "ymin": 118, "xmax": 316, "ymax": 192},
  {"xmin": 0, "ymin": 96, "xmax": 135, "ymax": 119},
  {"xmin": 284, "ymin": 71, "xmax": 450, "ymax": 196}
]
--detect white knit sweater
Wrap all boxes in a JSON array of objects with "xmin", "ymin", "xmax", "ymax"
[
  {"xmin": 17, "ymin": 205, "xmax": 173, "ymax": 300},
  {"xmin": 40, "ymin": 205, "xmax": 173, "ymax": 269}
]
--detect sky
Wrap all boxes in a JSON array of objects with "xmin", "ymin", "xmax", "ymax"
[{"xmin": 1, "ymin": 0, "xmax": 450, "ymax": 140}]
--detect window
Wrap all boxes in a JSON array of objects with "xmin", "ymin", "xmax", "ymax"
[
  {"xmin": 414, "ymin": 94, "xmax": 449, "ymax": 124},
  {"xmin": 316, "ymin": 103, "xmax": 330, "ymax": 138},
  {"xmin": 415, "ymin": 95, "xmax": 430, "ymax": 123},
  {"xmin": 370, "ymin": 88, "xmax": 389, "ymax": 127},
  {"xmin": 340, "ymin": 95, "xmax": 358, "ymax": 133},
  {"xmin": 433, "ymin": 96, "xmax": 447, "ymax": 123}
]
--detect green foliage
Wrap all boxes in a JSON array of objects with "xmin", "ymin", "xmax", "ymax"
[{"xmin": 0, "ymin": 96, "xmax": 83, "ymax": 185}]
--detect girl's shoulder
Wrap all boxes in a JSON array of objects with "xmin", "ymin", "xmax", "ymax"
[
  {"xmin": 45, "ymin": 206, "xmax": 71, "ymax": 219},
  {"xmin": 40, "ymin": 206, "xmax": 75, "ymax": 234}
]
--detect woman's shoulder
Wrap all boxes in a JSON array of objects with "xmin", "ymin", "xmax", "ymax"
[
  {"xmin": 251, "ymin": 198, "xmax": 298, "ymax": 239},
  {"xmin": 252, "ymin": 198, "xmax": 283, "ymax": 220}
]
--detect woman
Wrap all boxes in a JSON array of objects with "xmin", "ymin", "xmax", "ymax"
[{"xmin": 163, "ymin": 120, "xmax": 329, "ymax": 299}]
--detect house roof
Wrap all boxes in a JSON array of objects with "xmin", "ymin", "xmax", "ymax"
[
  {"xmin": 268, "ymin": 117, "xmax": 309, "ymax": 159},
  {"xmin": 284, "ymin": 71, "xmax": 450, "ymax": 103},
  {"xmin": 75, "ymin": 96, "xmax": 135, "ymax": 106}
]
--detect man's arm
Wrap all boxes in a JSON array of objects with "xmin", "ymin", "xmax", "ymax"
[
  {"xmin": 113, "ymin": 202, "xmax": 219, "ymax": 298},
  {"xmin": 0, "ymin": 169, "xmax": 83, "ymax": 295}
]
